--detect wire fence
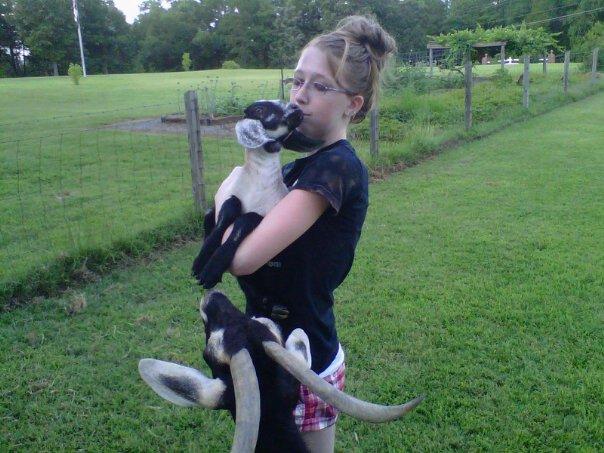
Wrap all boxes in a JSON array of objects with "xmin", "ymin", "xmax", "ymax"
[
  {"xmin": 1, "ymin": 48, "xmax": 601, "ymax": 305},
  {"xmin": 353, "ymin": 48, "xmax": 601, "ymax": 159}
]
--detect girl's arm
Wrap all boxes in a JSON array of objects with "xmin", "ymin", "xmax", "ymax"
[{"xmin": 224, "ymin": 189, "xmax": 329, "ymax": 276}]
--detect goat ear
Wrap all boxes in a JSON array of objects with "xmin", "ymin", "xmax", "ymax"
[
  {"xmin": 139, "ymin": 359, "xmax": 226, "ymax": 409},
  {"xmin": 285, "ymin": 328, "xmax": 312, "ymax": 369}
]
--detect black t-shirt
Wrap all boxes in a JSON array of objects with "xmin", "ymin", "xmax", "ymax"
[{"xmin": 237, "ymin": 139, "xmax": 369, "ymax": 373}]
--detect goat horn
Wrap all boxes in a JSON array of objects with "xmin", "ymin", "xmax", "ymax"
[
  {"xmin": 229, "ymin": 348, "xmax": 261, "ymax": 453},
  {"xmin": 263, "ymin": 341, "xmax": 424, "ymax": 423}
]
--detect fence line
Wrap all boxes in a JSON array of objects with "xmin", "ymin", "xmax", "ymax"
[{"xmin": 1, "ymin": 48, "xmax": 600, "ymax": 303}]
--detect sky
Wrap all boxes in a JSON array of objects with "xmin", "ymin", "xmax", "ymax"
[{"xmin": 113, "ymin": 0, "xmax": 171, "ymax": 24}]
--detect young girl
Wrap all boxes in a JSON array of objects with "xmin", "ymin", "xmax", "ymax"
[{"xmin": 225, "ymin": 15, "xmax": 396, "ymax": 452}]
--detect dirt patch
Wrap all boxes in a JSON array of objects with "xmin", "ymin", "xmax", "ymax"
[{"xmin": 102, "ymin": 117, "xmax": 236, "ymax": 138}]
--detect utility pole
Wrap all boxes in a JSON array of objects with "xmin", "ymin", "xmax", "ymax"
[{"xmin": 72, "ymin": 0, "xmax": 87, "ymax": 77}]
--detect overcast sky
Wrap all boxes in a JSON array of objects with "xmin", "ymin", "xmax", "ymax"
[{"xmin": 113, "ymin": 0, "xmax": 170, "ymax": 24}]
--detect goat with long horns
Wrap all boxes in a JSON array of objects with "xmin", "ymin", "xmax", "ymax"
[{"xmin": 139, "ymin": 291, "xmax": 424, "ymax": 452}]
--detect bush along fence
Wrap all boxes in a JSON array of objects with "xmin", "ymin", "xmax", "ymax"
[{"xmin": 358, "ymin": 46, "xmax": 601, "ymax": 173}]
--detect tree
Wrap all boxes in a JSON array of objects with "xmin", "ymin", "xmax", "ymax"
[
  {"xmin": 181, "ymin": 51, "xmax": 191, "ymax": 70},
  {"xmin": 133, "ymin": 0, "xmax": 201, "ymax": 71},
  {"xmin": 13, "ymin": 0, "xmax": 78, "ymax": 75},
  {"xmin": 77, "ymin": 0, "xmax": 134, "ymax": 74},
  {"xmin": 0, "ymin": 0, "xmax": 22, "ymax": 76}
]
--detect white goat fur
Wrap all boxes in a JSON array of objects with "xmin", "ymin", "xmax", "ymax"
[{"xmin": 214, "ymin": 118, "xmax": 290, "ymax": 218}]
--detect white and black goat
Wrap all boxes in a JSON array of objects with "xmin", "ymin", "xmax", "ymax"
[
  {"xmin": 139, "ymin": 290, "xmax": 424, "ymax": 453},
  {"xmin": 191, "ymin": 100, "xmax": 321, "ymax": 289}
]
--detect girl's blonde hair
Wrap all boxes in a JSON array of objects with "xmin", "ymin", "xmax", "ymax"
[{"xmin": 305, "ymin": 15, "xmax": 397, "ymax": 123}]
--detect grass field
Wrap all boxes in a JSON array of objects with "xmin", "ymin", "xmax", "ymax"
[
  {"xmin": 473, "ymin": 61, "xmax": 583, "ymax": 76},
  {"xmin": 1, "ymin": 92, "xmax": 602, "ymax": 451},
  {"xmin": 1, "ymin": 66, "xmax": 600, "ymax": 304},
  {"xmin": 0, "ymin": 69, "xmax": 287, "ymax": 142},
  {"xmin": 0, "ymin": 69, "xmax": 289, "ymax": 302}
]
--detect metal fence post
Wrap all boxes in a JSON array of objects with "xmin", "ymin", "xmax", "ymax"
[
  {"xmin": 184, "ymin": 90, "xmax": 206, "ymax": 213},
  {"xmin": 523, "ymin": 55, "xmax": 530, "ymax": 109},
  {"xmin": 592, "ymin": 47, "xmax": 599, "ymax": 84},
  {"xmin": 464, "ymin": 53, "xmax": 472, "ymax": 131},
  {"xmin": 370, "ymin": 105, "xmax": 379, "ymax": 158},
  {"xmin": 563, "ymin": 51, "xmax": 570, "ymax": 94}
]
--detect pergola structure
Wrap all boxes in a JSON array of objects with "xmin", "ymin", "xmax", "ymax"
[{"xmin": 426, "ymin": 41, "xmax": 508, "ymax": 74}]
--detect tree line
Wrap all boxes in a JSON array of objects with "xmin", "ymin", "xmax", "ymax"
[{"xmin": 1, "ymin": 0, "xmax": 602, "ymax": 77}]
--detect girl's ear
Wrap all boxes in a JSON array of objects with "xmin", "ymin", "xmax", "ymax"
[{"xmin": 347, "ymin": 95, "xmax": 364, "ymax": 117}]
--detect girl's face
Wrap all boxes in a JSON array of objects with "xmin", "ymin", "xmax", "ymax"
[{"xmin": 290, "ymin": 46, "xmax": 364, "ymax": 146}]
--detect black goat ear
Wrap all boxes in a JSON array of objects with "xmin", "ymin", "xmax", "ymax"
[
  {"xmin": 138, "ymin": 359, "xmax": 227, "ymax": 409},
  {"xmin": 280, "ymin": 130, "xmax": 324, "ymax": 152}
]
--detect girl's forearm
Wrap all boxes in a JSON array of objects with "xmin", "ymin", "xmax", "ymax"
[{"xmin": 222, "ymin": 189, "xmax": 328, "ymax": 276}]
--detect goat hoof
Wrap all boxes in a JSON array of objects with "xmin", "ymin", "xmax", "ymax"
[{"xmin": 199, "ymin": 268, "xmax": 223, "ymax": 289}]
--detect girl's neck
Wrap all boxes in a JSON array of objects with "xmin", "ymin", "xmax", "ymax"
[{"xmin": 306, "ymin": 130, "xmax": 346, "ymax": 156}]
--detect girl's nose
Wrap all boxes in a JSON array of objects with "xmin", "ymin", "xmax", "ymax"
[{"xmin": 293, "ymin": 83, "xmax": 309, "ymax": 105}]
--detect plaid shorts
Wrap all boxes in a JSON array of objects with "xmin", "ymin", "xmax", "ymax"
[{"xmin": 294, "ymin": 361, "xmax": 346, "ymax": 432}]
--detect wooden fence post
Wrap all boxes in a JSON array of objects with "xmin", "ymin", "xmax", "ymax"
[
  {"xmin": 543, "ymin": 53, "xmax": 547, "ymax": 74},
  {"xmin": 500, "ymin": 45, "xmax": 505, "ymax": 70},
  {"xmin": 429, "ymin": 48, "xmax": 434, "ymax": 76},
  {"xmin": 592, "ymin": 47, "xmax": 599, "ymax": 84},
  {"xmin": 523, "ymin": 55, "xmax": 530, "ymax": 109},
  {"xmin": 464, "ymin": 53, "xmax": 472, "ymax": 131},
  {"xmin": 280, "ymin": 67, "xmax": 285, "ymax": 100},
  {"xmin": 563, "ymin": 51, "xmax": 570, "ymax": 94},
  {"xmin": 370, "ymin": 105, "xmax": 379, "ymax": 158},
  {"xmin": 184, "ymin": 90, "xmax": 206, "ymax": 214}
]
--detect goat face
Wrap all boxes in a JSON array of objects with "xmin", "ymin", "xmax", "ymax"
[
  {"xmin": 243, "ymin": 100, "xmax": 303, "ymax": 141},
  {"xmin": 139, "ymin": 290, "xmax": 424, "ymax": 453},
  {"xmin": 140, "ymin": 290, "xmax": 312, "ymax": 452},
  {"xmin": 237, "ymin": 100, "xmax": 322, "ymax": 153}
]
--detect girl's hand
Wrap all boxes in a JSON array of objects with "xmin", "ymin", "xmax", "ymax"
[{"xmin": 222, "ymin": 189, "xmax": 329, "ymax": 276}]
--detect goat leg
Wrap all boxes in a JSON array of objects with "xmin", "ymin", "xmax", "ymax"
[
  {"xmin": 199, "ymin": 212, "xmax": 263, "ymax": 289},
  {"xmin": 203, "ymin": 206, "xmax": 216, "ymax": 237},
  {"xmin": 192, "ymin": 196, "xmax": 242, "ymax": 284}
]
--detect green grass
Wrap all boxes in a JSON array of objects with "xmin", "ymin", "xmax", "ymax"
[
  {"xmin": 473, "ymin": 61, "xmax": 582, "ymax": 77},
  {"xmin": 0, "ymin": 69, "xmax": 293, "ymax": 302},
  {"xmin": 0, "ymin": 69, "xmax": 287, "ymax": 142},
  {"xmin": 1, "ymin": 68, "xmax": 601, "ymax": 304},
  {"xmin": 1, "ymin": 92, "xmax": 602, "ymax": 451}
]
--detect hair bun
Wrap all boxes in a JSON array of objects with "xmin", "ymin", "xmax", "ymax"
[{"xmin": 336, "ymin": 15, "xmax": 396, "ymax": 64}]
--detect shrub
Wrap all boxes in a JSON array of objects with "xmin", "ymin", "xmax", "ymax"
[
  {"xmin": 221, "ymin": 60, "xmax": 241, "ymax": 70},
  {"xmin": 576, "ymin": 22, "xmax": 603, "ymax": 71},
  {"xmin": 68, "ymin": 63, "xmax": 83, "ymax": 85},
  {"xmin": 389, "ymin": 64, "xmax": 464, "ymax": 94},
  {"xmin": 218, "ymin": 81, "xmax": 245, "ymax": 115},
  {"xmin": 182, "ymin": 52, "xmax": 192, "ymax": 71},
  {"xmin": 492, "ymin": 68, "xmax": 513, "ymax": 87}
]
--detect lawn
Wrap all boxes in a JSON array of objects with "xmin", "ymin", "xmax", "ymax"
[
  {"xmin": 0, "ymin": 69, "xmax": 291, "ymax": 301},
  {"xmin": 1, "ymin": 66, "xmax": 600, "ymax": 303},
  {"xmin": 1, "ymin": 92, "xmax": 602, "ymax": 451},
  {"xmin": 0, "ymin": 69, "xmax": 287, "ymax": 142}
]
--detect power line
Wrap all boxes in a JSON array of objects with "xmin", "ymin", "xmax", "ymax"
[
  {"xmin": 448, "ymin": 0, "xmax": 517, "ymax": 18},
  {"xmin": 464, "ymin": 2, "xmax": 580, "ymax": 28},
  {"xmin": 524, "ymin": 6, "xmax": 604, "ymax": 26},
  {"xmin": 478, "ymin": 2, "xmax": 579, "ymax": 28}
]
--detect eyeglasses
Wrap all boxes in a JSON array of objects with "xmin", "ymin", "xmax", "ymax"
[{"xmin": 283, "ymin": 77, "xmax": 356, "ymax": 96}]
